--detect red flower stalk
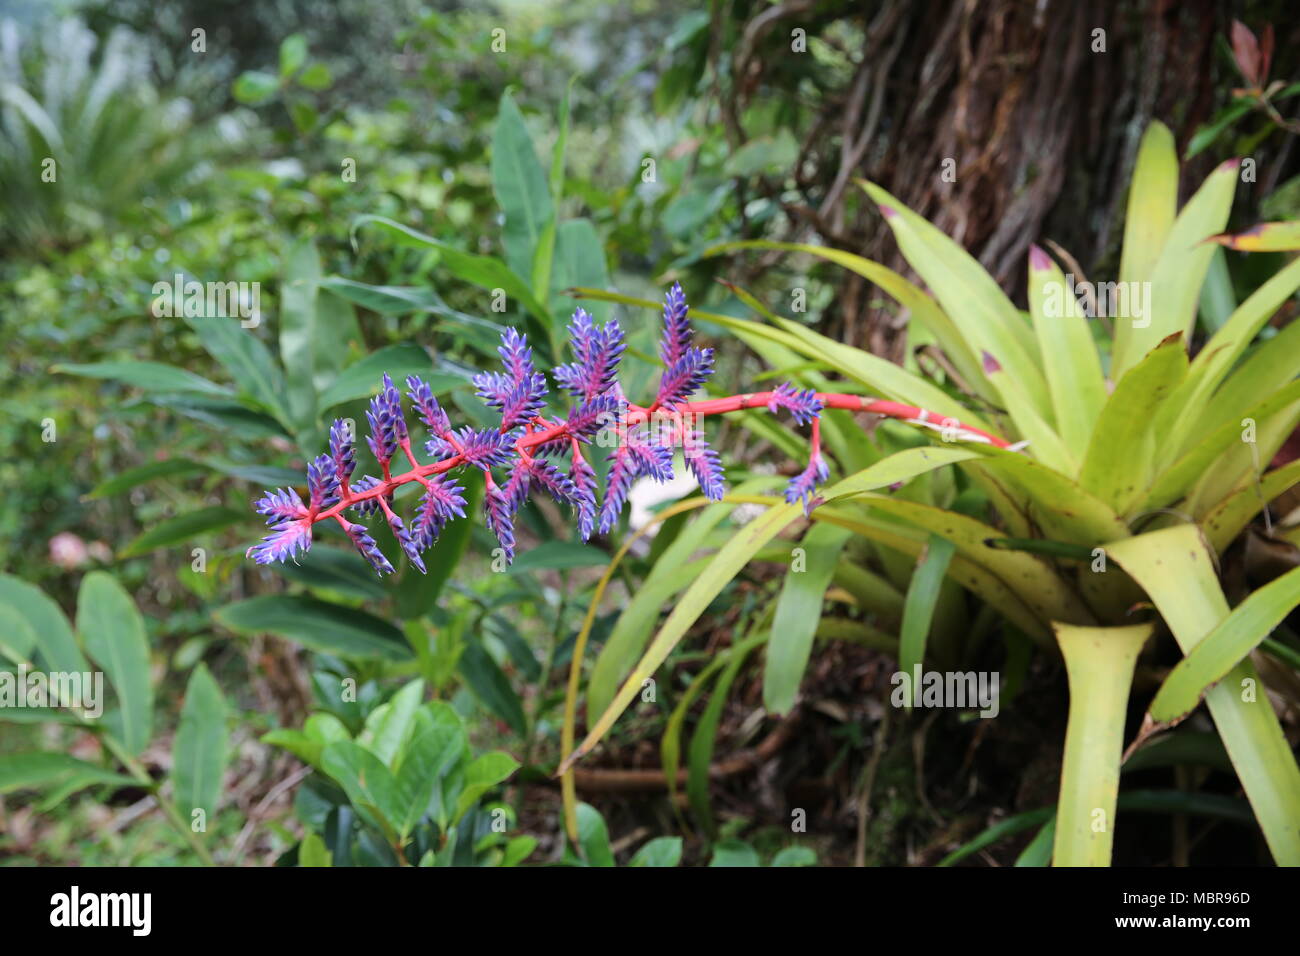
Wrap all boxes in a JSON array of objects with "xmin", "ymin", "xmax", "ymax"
[{"xmin": 247, "ymin": 285, "xmax": 1008, "ymax": 575}]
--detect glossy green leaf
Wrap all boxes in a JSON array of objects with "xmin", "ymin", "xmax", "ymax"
[
  {"xmin": 0, "ymin": 752, "xmax": 134, "ymax": 796},
  {"xmin": 87, "ymin": 458, "xmax": 207, "ymax": 499},
  {"xmin": 492, "ymin": 92, "xmax": 552, "ymax": 283},
  {"xmin": 54, "ymin": 361, "xmax": 232, "ymax": 396},
  {"xmin": 216, "ymin": 595, "xmax": 412, "ymax": 661},
  {"xmin": 897, "ymin": 534, "xmax": 957, "ymax": 706},
  {"xmin": 172, "ymin": 663, "xmax": 228, "ymax": 828},
  {"xmin": 1051, "ymin": 622, "xmax": 1152, "ymax": 866},
  {"xmin": 1106, "ymin": 524, "xmax": 1300, "ymax": 864},
  {"xmin": 119, "ymin": 506, "xmax": 244, "ymax": 558},
  {"xmin": 0, "ymin": 574, "xmax": 86, "ymax": 674},
  {"xmin": 77, "ymin": 571, "xmax": 153, "ymax": 755},
  {"xmin": 1151, "ymin": 565, "xmax": 1300, "ymax": 723}
]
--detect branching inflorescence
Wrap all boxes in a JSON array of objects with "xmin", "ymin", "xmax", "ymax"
[{"xmin": 247, "ymin": 285, "xmax": 1010, "ymax": 576}]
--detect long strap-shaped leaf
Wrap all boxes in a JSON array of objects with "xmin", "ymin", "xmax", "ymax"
[
  {"xmin": 558, "ymin": 502, "xmax": 807, "ymax": 774},
  {"xmin": 1150, "ymin": 565, "xmax": 1300, "ymax": 723},
  {"xmin": 1106, "ymin": 524, "xmax": 1300, "ymax": 864},
  {"xmin": 1052, "ymin": 623, "xmax": 1152, "ymax": 866}
]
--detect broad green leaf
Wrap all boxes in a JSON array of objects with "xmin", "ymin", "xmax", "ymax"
[
  {"xmin": 1115, "ymin": 159, "xmax": 1237, "ymax": 377},
  {"xmin": 184, "ymin": 313, "xmax": 287, "ymax": 423},
  {"xmin": 709, "ymin": 841, "xmax": 762, "ymax": 867},
  {"xmin": 548, "ymin": 218, "xmax": 610, "ymax": 327},
  {"xmin": 119, "ymin": 506, "xmax": 244, "ymax": 558},
  {"xmin": 707, "ymin": 240, "xmax": 994, "ymax": 404},
  {"xmin": 262, "ymin": 712, "xmax": 349, "ymax": 770},
  {"xmin": 763, "ymin": 524, "xmax": 851, "ymax": 714},
  {"xmin": 272, "ymin": 546, "xmax": 387, "ymax": 602},
  {"xmin": 216, "ymin": 595, "xmax": 412, "ymax": 662},
  {"xmin": 452, "ymin": 751, "xmax": 520, "ymax": 823},
  {"xmin": 321, "ymin": 741, "xmax": 404, "ymax": 838},
  {"xmin": 1150, "ymin": 565, "xmax": 1300, "ymax": 723},
  {"xmin": 840, "ymin": 493, "xmax": 1094, "ymax": 625},
  {"xmin": 629, "ymin": 837, "xmax": 682, "ymax": 867},
  {"xmin": 54, "ymin": 361, "xmax": 232, "ymax": 396},
  {"xmin": 1078, "ymin": 333, "xmax": 1187, "ymax": 512},
  {"xmin": 1208, "ymin": 220, "xmax": 1300, "ymax": 252},
  {"xmin": 688, "ymin": 635, "xmax": 762, "ymax": 834},
  {"xmin": 1162, "ymin": 256, "xmax": 1300, "ymax": 457},
  {"xmin": 1201, "ymin": 318, "xmax": 1300, "ymax": 436},
  {"xmin": 1027, "ymin": 247, "xmax": 1107, "ymax": 457},
  {"xmin": 396, "ymin": 470, "xmax": 482, "ymax": 619},
  {"xmin": 1051, "ymin": 622, "xmax": 1151, "ymax": 866},
  {"xmin": 563, "ymin": 502, "xmax": 806, "ymax": 770},
  {"xmin": 87, "ymin": 458, "xmax": 207, "ymax": 499},
  {"xmin": 317, "ymin": 345, "xmax": 461, "ymax": 410},
  {"xmin": 0, "ymin": 574, "xmax": 86, "ymax": 674},
  {"xmin": 0, "ymin": 606, "xmax": 36, "ymax": 666},
  {"xmin": 76, "ymin": 571, "xmax": 153, "ymax": 755},
  {"xmin": 279, "ymin": 238, "xmax": 323, "ymax": 432},
  {"xmin": 492, "ymin": 92, "xmax": 553, "ymax": 283},
  {"xmin": 574, "ymin": 802, "xmax": 615, "ymax": 867},
  {"xmin": 1144, "ymin": 380, "xmax": 1300, "ymax": 511},
  {"xmin": 965, "ymin": 445, "xmax": 1130, "ymax": 547},
  {"xmin": 897, "ymin": 534, "xmax": 957, "ymax": 707},
  {"xmin": 860, "ymin": 180, "xmax": 1051, "ymax": 418},
  {"xmin": 771, "ymin": 846, "xmax": 817, "ymax": 866},
  {"xmin": 0, "ymin": 752, "xmax": 134, "ymax": 796},
  {"xmin": 1200, "ymin": 460, "xmax": 1300, "ymax": 554},
  {"xmin": 1107, "ymin": 525, "xmax": 1300, "ymax": 864},
  {"xmin": 360, "ymin": 679, "xmax": 425, "ymax": 768},
  {"xmin": 1119, "ymin": 120, "xmax": 1178, "ymax": 290},
  {"xmin": 532, "ymin": 79, "xmax": 572, "ymax": 306},
  {"xmin": 810, "ymin": 505, "xmax": 1049, "ymax": 641},
  {"xmin": 232, "ymin": 70, "xmax": 278, "ymax": 105},
  {"xmin": 396, "ymin": 702, "xmax": 468, "ymax": 835},
  {"xmin": 279, "ymin": 33, "xmax": 307, "ymax": 77},
  {"xmin": 458, "ymin": 640, "xmax": 526, "ymax": 735},
  {"xmin": 172, "ymin": 663, "xmax": 228, "ymax": 828},
  {"xmin": 508, "ymin": 540, "xmax": 607, "ymax": 573},
  {"xmin": 352, "ymin": 215, "xmax": 550, "ymax": 322},
  {"xmin": 299, "ymin": 831, "xmax": 333, "ymax": 867}
]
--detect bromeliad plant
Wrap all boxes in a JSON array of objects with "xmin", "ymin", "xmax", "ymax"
[
  {"xmin": 245, "ymin": 284, "xmax": 1007, "ymax": 576},
  {"xmin": 563, "ymin": 120, "xmax": 1300, "ymax": 866}
]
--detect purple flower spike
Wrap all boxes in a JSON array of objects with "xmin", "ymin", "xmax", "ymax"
[
  {"xmin": 342, "ymin": 520, "xmax": 395, "ymax": 576},
  {"xmin": 599, "ymin": 445, "xmax": 638, "ymax": 536},
  {"xmin": 413, "ymin": 475, "xmax": 467, "ymax": 549},
  {"xmin": 625, "ymin": 430, "xmax": 674, "ymax": 482},
  {"xmin": 307, "ymin": 453, "xmax": 340, "ymax": 512},
  {"xmin": 497, "ymin": 328, "xmax": 535, "ymax": 384},
  {"xmin": 348, "ymin": 475, "xmax": 388, "ymax": 517},
  {"xmin": 254, "ymin": 487, "xmax": 308, "ymax": 524},
  {"xmin": 656, "ymin": 347, "xmax": 714, "ymax": 410},
  {"xmin": 685, "ymin": 436, "xmax": 726, "ymax": 501},
  {"xmin": 570, "ymin": 457, "xmax": 597, "ymax": 540},
  {"xmin": 365, "ymin": 373, "xmax": 407, "ymax": 468},
  {"xmin": 247, "ymin": 516, "xmax": 312, "ymax": 565},
  {"xmin": 555, "ymin": 309, "xmax": 624, "ymax": 402},
  {"xmin": 484, "ymin": 483, "xmax": 516, "ymax": 563},
  {"xmin": 454, "ymin": 427, "xmax": 516, "ymax": 470},
  {"xmin": 767, "ymin": 383, "xmax": 823, "ymax": 426},
  {"xmin": 381, "ymin": 508, "xmax": 426, "ymax": 574},
  {"xmin": 785, "ymin": 455, "xmax": 830, "ymax": 514},
  {"xmin": 329, "ymin": 419, "xmax": 356, "ymax": 489},
  {"xmin": 659, "ymin": 282, "xmax": 692, "ymax": 367},
  {"xmin": 406, "ymin": 375, "xmax": 450, "ymax": 436}
]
